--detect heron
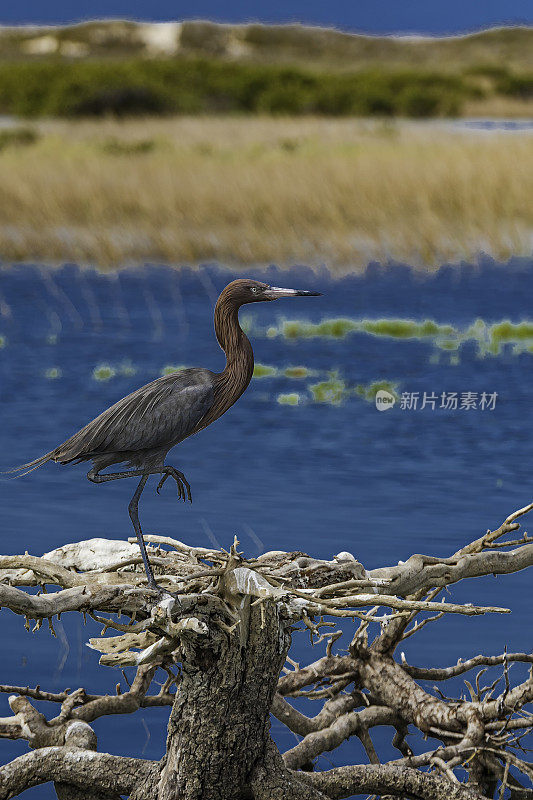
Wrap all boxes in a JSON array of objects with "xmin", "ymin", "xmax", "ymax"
[{"xmin": 12, "ymin": 279, "xmax": 321, "ymax": 592}]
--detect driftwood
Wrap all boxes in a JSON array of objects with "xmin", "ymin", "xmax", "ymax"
[{"xmin": 0, "ymin": 503, "xmax": 532, "ymax": 799}]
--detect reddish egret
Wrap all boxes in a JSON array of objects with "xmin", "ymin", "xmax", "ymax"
[{"xmin": 13, "ymin": 279, "xmax": 320, "ymax": 590}]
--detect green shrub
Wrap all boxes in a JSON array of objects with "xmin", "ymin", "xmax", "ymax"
[
  {"xmin": 397, "ymin": 86, "xmax": 441, "ymax": 117},
  {"xmin": 314, "ymin": 82, "xmax": 358, "ymax": 115},
  {"xmin": 496, "ymin": 73, "xmax": 533, "ymax": 99},
  {"xmin": 0, "ymin": 58, "xmax": 472, "ymax": 118},
  {"xmin": 73, "ymin": 86, "xmax": 172, "ymax": 116},
  {"xmin": 255, "ymin": 82, "xmax": 313, "ymax": 114},
  {"xmin": 464, "ymin": 64, "xmax": 511, "ymax": 80}
]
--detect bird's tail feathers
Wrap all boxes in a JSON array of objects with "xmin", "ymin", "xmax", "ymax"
[{"xmin": 3, "ymin": 451, "xmax": 56, "ymax": 478}]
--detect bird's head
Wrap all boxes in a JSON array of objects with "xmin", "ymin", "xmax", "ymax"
[{"xmin": 221, "ymin": 279, "xmax": 321, "ymax": 306}]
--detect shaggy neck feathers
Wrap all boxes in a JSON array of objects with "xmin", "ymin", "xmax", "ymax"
[{"xmin": 211, "ymin": 291, "xmax": 254, "ymax": 417}]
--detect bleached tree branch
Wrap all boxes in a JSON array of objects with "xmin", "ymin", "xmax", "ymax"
[
  {"xmin": 0, "ymin": 503, "xmax": 532, "ymax": 799},
  {"xmin": 0, "ymin": 748, "xmax": 156, "ymax": 800},
  {"xmin": 296, "ymin": 763, "xmax": 489, "ymax": 800}
]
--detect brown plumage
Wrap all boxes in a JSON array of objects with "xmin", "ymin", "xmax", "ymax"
[{"xmin": 12, "ymin": 278, "xmax": 320, "ymax": 590}]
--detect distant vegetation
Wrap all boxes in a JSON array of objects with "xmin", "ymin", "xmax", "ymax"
[
  {"xmin": 0, "ymin": 21, "xmax": 531, "ymax": 118},
  {"xmin": 0, "ymin": 59, "xmax": 472, "ymax": 118},
  {"xmin": 1, "ymin": 20, "xmax": 533, "ymax": 73}
]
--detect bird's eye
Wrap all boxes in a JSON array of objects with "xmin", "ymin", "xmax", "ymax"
[{"xmin": 250, "ymin": 286, "xmax": 259, "ymax": 294}]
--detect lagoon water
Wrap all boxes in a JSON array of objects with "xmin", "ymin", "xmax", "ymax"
[{"xmin": 1, "ymin": 261, "xmax": 532, "ymax": 795}]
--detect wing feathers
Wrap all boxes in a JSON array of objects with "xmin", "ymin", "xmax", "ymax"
[{"xmin": 53, "ymin": 369, "xmax": 214, "ymax": 463}]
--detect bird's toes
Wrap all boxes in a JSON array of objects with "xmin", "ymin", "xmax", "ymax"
[{"xmin": 150, "ymin": 583, "xmax": 183, "ymax": 606}]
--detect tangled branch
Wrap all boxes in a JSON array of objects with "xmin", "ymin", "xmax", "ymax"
[{"xmin": 0, "ymin": 503, "xmax": 532, "ymax": 799}]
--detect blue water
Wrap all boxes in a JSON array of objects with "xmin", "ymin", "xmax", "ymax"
[{"xmin": 1, "ymin": 261, "xmax": 532, "ymax": 795}]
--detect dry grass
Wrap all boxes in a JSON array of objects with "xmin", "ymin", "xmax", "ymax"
[{"xmin": 1, "ymin": 116, "xmax": 532, "ymax": 270}]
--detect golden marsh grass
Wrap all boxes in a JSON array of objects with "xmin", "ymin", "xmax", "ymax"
[{"xmin": 0, "ymin": 116, "xmax": 532, "ymax": 270}]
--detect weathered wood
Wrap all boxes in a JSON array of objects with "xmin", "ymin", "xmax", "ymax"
[
  {"xmin": 158, "ymin": 600, "xmax": 291, "ymax": 800},
  {"xmin": 1, "ymin": 502, "xmax": 533, "ymax": 800}
]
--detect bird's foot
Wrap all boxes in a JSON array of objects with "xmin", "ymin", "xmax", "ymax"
[
  {"xmin": 147, "ymin": 578, "xmax": 183, "ymax": 607},
  {"xmin": 156, "ymin": 467, "xmax": 192, "ymax": 503}
]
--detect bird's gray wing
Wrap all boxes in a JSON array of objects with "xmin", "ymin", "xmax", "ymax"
[{"xmin": 54, "ymin": 369, "xmax": 214, "ymax": 462}]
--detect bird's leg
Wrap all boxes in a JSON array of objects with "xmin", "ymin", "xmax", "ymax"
[
  {"xmin": 128, "ymin": 473, "xmax": 176, "ymax": 599},
  {"xmin": 87, "ymin": 466, "xmax": 188, "ymax": 598},
  {"xmin": 87, "ymin": 467, "xmax": 148, "ymax": 484},
  {"xmin": 156, "ymin": 466, "xmax": 192, "ymax": 502},
  {"xmin": 128, "ymin": 477, "xmax": 183, "ymax": 603},
  {"xmin": 88, "ymin": 466, "xmax": 191, "ymax": 501},
  {"xmin": 127, "ymin": 474, "xmax": 160, "ymax": 590}
]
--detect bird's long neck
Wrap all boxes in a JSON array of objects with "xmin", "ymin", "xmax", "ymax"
[{"xmin": 213, "ymin": 294, "xmax": 254, "ymax": 405}]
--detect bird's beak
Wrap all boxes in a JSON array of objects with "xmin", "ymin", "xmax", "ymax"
[{"xmin": 263, "ymin": 286, "xmax": 322, "ymax": 299}]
